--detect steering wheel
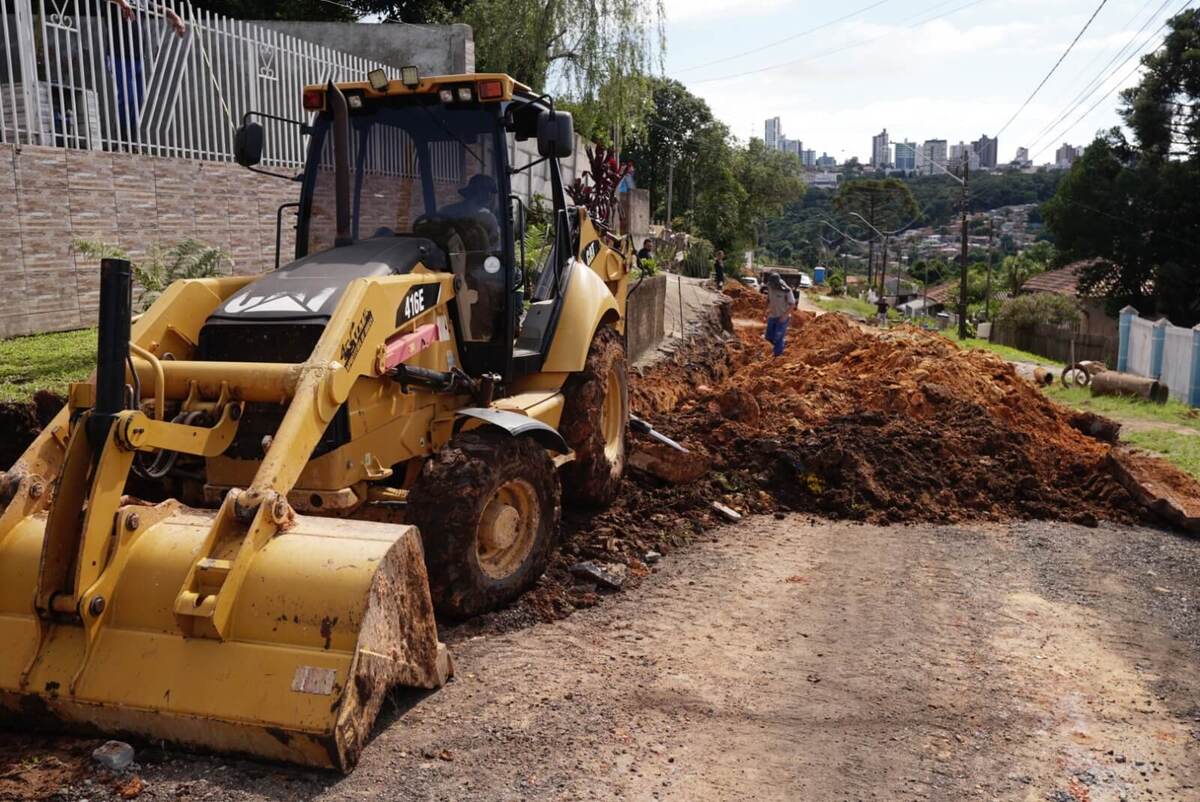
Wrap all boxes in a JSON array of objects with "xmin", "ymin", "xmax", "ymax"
[{"xmin": 414, "ymin": 214, "xmax": 494, "ymax": 255}]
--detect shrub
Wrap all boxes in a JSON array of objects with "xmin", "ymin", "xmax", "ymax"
[
  {"xmin": 73, "ymin": 238, "xmax": 230, "ymax": 312},
  {"xmin": 828, "ymin": 273, "xmax": 845, "ymax": 296},
  {"xmin": 681, "ymin": 238, "xmax": 714, "ymax": 279},
  {"xmin": 995, "ymin": 293, "xmax": 1081, "ymax": 329}
]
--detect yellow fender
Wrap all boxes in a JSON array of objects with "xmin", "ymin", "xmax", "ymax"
[{"xmin": 541, "ymin": 260, "xmax": 621, "ymax": 374}]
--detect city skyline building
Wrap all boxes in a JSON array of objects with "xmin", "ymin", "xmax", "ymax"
[
  {"xmin": 972, "ymin": 134, "xmax": 998, "ymax": 169},
  {"xmin": 949, "ymin": 141, "xmax": 981, "ymax": 170},
  {"xmin": 893, "ymin": 140, "xmax": 918, "ymax": 171},
  {"xmin": 871, "ymin": 128, "xmax": 891, "ymax": 169},
  {"xmin": 765, "ymin": 116, "xmax": 782, "ymax": 150},
  {"xmin": 1055, "ymin": 143, "xmax": 1081, "ymax": 169},
  {"xmin": 919, "ymin": 139, "xmax": 947, "ymax": 175}
]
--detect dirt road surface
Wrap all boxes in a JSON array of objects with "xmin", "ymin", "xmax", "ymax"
[{"xmin": 40, "ymin": 515, "xmax": 1199, "ymax": 802}]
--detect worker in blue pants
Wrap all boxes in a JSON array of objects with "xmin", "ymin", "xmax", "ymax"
[{"xmin": 764, "ymin": 273, "xmax": 797, "ymax": 357}]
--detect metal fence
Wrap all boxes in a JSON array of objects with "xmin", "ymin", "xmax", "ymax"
[
  {"xmin": 1, "ymin": 0, "xmax": 390, "ymax": 166},
  {"xmin": 1117, "ymin": 307, "xmax": 1200, "ymax": 406}
]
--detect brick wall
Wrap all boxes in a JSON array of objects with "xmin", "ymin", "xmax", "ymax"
[{"xmin": 0, "ymin": 144, "xmax": 300, "ymax": 338}]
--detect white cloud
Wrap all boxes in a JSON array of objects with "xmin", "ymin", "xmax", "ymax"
[
  {"xmin": 664, "ymin": 0, "xmax": 797, "ymax": 24},
  {"xmin": 665, "ymin": 0, "xmax": 1141, "ymax": 162}
]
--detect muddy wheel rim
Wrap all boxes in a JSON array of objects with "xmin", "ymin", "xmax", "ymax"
[
  {"xmin": 476, "ymin": 479, "xmax": 540, "ymax": 579},
  {"xmin": 601, "ymin": 367, "xmax": 623, "ymax": 462}
]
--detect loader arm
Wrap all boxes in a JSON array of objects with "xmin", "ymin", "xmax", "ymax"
[
  {"xmin": 173, "ymin": 272, "xmax": 455, "ymax": 640},
  {"xmin": 2, "ymin": 263, "xmax": 454, "ymax": 770}
]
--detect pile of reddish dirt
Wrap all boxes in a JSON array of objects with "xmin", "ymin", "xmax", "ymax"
[
  {"xmin": 644, "ymin": 283, "xmax": 1148, "ymax": 526},
  {"xmin": 466, "ymin": 282, "xmax": 1200, "ymax": 634}
]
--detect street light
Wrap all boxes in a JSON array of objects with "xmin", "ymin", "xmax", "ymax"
[
  {"xmin": 850, "ymin": 211, "xmax": 908, "ymax": 305},
  {"xmin": 895, "ymin": 140, "xmax": 970, "ymax": 338}
]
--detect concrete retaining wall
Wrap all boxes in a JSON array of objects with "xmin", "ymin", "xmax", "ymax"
[
  {"xmin": 626, "ymin": 273, "xmax": 666, "ymax": 362},
  {"xmin": 0, "ymin": 143, "xmax": 297, "ymax": 338}
]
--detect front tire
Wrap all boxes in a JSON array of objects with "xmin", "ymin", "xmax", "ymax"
[
  {"xmin": 559, "ymin": 325, "xmax": 629, "ymax": 507},
  {"xmin": 407, "ymin": 430, "xmax": 561, "ymax": 619}
]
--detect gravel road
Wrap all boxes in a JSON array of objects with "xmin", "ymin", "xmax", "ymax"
[{"xmin": 41, "ymin": 515, "xmax": 1200, "ymax": 802}]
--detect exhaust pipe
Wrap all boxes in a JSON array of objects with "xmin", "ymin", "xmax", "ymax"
[
  {"xmin": 88, "ymin": 258, "xmax": 132, "ymax": 447},
  {"xmin": 329, "ymin": 81, "xmax": 353, "ymax": 247}
]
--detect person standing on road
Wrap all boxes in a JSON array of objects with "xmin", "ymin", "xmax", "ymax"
[
  {"xmin": 764, "ymin": 273, "xmax": 797, "ymax": 357},
  {"xmin": 875, "ymin": 295, "xmax": 890, "ymax": 327},
  {"xmin": 713, "ymin": 250, "xmax": 726, "ymax": 289}
]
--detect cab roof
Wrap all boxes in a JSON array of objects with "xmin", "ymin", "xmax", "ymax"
[{"xmin": 303, "ymin": 72, "xmax": 532, "ymax": 104}]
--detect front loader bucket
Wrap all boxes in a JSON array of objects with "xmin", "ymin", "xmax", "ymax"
[{"xmin": 0, "ymin": 504, "xmax": 451, "ymax": 771}]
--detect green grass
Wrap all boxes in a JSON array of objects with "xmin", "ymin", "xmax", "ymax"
[
  {"xmin": 939, "ymin": 330, "xmax": 1064, "ymax": 368},
  {"xmin": 1043, "ymin": 385, "xmax": 1200, "ymax": 432},
  {"xmin": 1124, "ymin": 429, "xmax": 1200, "ymax": 479},
  {"xmin": 815, "ymin": 295, "xmax": 876, "ymax": 318},
  {"xmin": 1040, "ymin": 384, "xmax": 1200, "ymax": 480},
  {"xmin": 0, "ymin": 328, "xmax": 97, "ymax": 404}
]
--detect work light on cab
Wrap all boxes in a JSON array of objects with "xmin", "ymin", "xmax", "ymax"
[
  {"xmin": 367, "ymin": 68, "xmax": 389, "ymax": 92},
  {"xmin": 400, "ymin": 65, "xmax": 420, "ymax": 88},
  {"xmin": 478, "ymin": 79, "xmax": 503, "ymax": 100}
]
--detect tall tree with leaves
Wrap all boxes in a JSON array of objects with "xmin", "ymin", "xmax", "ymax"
[
  {"xmin": 1044, "ymin": 9, "xmax": 1200, "ymax": 325},
  {"xmin": 464, "ymin": 0, "xmax": 663, "ymax": 149},
  {"xmin": 621, "ymin": 78, "xmax": 717, "ymax": 220}
]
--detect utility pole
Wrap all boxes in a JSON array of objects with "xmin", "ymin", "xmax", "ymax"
[
  {"xmin": 958, "ymin": 154, "xmax": 970, "ymax": 340},
  {"xmin": 867, "ymin": 240, "xmax": 875, "ymax": 290},
  {"xmin": 666, "ymin": 162, "xmax": 674, "ymax": 225},
  {"xmin": 879, "ymin": 234, "xmax": 889, "ymax": 301},
  {"xmin": 984, "ymin": 216, "xmax": 994, "ymax": 321}
]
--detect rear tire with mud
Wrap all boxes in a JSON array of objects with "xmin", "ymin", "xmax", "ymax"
[
  {"xmin": 407, "ymin": 430, "xmax": 561, "ymax": 619},
  {"xmin": 559, "ymin": 326, "xmax": 629, "ymax": 507}
]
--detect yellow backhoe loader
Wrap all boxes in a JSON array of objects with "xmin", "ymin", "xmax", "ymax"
[{"xmin": 0, "ymin": 70, "xmax": 634, "ymax": 771}]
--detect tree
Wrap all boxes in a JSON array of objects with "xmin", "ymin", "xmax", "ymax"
[
  {"xmin": 621, "ymin": 79, "xmax": 717, "ymax": 220},
  {"xmin": 732, "ymin": 139, "xmax": 805, "ymax": 251},
  {"xmin": 1043, "ymin": 9, "xmax": 1200, "ymax": 325},
  {"xmin": 465, "ymin": 0, "xmax": 663, "ymax": 148},
  {"xmin": 1001, "ymin": 252, "xmax": 1046, "ymax": 295}
]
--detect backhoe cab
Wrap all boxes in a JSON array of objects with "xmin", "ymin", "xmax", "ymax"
[{"xmin": 0, "ymin": 69, "xmax": 633, "ymax": 771}]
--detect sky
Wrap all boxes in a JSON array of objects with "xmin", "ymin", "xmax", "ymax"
[{"xmin": 659, "ymin": 0, "xmax": 1190, "ymax": 164}]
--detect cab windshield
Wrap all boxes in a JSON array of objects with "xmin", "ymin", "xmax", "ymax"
[{"xmin": 301, "ymin": 99, "xmax": 508, "ymax": 341}]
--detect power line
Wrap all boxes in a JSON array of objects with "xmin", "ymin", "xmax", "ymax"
[
  {"xmin": 1026, "ymin": 0, "xmax": 1174, "ymax": 148},
  {"xmin": 687, "ymin": 0, "xmax": 990, "ymax": 85},
  {"xmin": 995, "ymin": 0, "xmax": 1111, "ymax": 138},
  {"xmin": 1028, "ymin": 0, "xmax": 1193, "ymax": 156},
  {"xmin": 673, "ymin": 0, "xmax": 892, "ymax": 74}
]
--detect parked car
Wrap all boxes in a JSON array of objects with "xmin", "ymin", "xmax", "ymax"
[
  {"xmin": 798, "ymin": 273, "xmax": 814, "ymax": 289},
  {"xmin": 740, "ymin": 277, "xmax": 760, "ymax": 291}
]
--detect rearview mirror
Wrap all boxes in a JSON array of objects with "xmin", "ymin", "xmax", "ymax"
[
  {"xmin": 537, "ymin": 110, "xmax": 573, "ymax": 159},
  {"xmin": 234, "ymin": 122, "xmax": 264, "ymax": 167}
]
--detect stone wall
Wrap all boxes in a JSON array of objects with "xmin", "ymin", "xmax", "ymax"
[
  {"xmin": 625, "ymin": 273, "xmax": 666, "ymax": 362},
  {"xmin": 0, "ymin": 144, "xmax": 299, "ymax": 338}
]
